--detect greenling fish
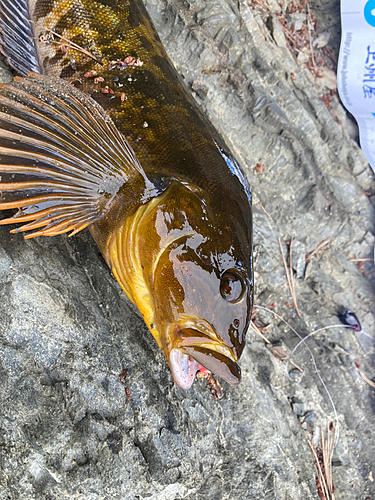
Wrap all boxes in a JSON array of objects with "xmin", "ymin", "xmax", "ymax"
[{"xmin": 0, "ymin": 0, "xmax": 253, "ymax": 389}]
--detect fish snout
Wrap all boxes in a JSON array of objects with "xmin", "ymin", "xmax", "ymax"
[{"xmin": 167, "ymin": 322, "xmax": 241, "ymax": 390}]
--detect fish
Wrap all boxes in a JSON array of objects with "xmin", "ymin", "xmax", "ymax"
[{"xmin": 0, "ymin": 0, "xmax": 253, "ymax": 390}]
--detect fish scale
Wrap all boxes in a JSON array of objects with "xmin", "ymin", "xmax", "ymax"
[{"xmin": 0, "ymin": 0, "xmax": 253, "ymax": 389}]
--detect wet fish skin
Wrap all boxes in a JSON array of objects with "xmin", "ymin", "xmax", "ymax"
[{"xmin": 0, "ymin": 0, "xmax": 253, "ymax": 389}]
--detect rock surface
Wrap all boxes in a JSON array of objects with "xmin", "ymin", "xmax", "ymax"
[{"xmin": 0, "ymin": 0, "xmax": 374, "ymax": 499}]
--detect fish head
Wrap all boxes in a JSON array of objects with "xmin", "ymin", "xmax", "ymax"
[
  {"xmin": 154, "ymin": 238, "xmax": 252, "ymax": 390},
  {"xmin": 144, "ymin": 183, "xmax": 253, "ymax": 390},
  {"xmin": 108, "ymin": 180, "xmax": 252, "ymax": 390}
]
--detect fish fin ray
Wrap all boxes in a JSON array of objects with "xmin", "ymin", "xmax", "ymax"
[
  {"xmin": 0, "ymin": 73, "xmax": 144, "ymax": 238},
  {"xmin": 0, "ymin": 0, "xmax": 42, "ymax": 75}
]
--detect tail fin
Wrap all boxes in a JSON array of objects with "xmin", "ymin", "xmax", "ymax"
[
  {"xmin": 0, "ymin": 0, "xmax": 42, "ymax": 75},
  {"xmin": 0, "ymin": 73, "xmax": 143, "ymax": 238}
]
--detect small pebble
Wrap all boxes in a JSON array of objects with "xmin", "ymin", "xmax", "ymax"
[{"xmin": 290, "ymin": 397, "xmax": 304, "ymax": 416}]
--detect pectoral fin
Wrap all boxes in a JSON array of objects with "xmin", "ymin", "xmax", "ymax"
[
  {"xmin": 0, "ymin": 0, "xmax": 42, "ymax": 75},
  {"xmin": 0, "ymin": 73, "xmax": 144, "ymax": 238}
]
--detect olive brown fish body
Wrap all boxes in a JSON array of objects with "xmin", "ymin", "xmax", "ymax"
[{"xmin": 0, "ymin": 0, "xmax": 253, "ymax": 389}]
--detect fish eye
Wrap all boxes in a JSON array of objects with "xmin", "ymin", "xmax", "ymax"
[{"xmin": 220, "ymin": 270, "xmax": 245, "ymax": 303}]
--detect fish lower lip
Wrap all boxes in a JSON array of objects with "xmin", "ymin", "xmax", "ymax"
[
  {"xmin": 169, "ymin": 349, "xmax": 198, "ymax": 390},
  {"xmin": 180, "ymin": 346, "xmax": 241, "ymax": 386}
]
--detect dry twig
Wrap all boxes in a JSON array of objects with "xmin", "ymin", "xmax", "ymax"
[{"xmin": 278, "ymin": 237, "xmax": 302, "ymax": 318}]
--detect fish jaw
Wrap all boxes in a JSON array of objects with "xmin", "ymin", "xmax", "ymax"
[{"xmin": 166, "ymin": 322, "xmax": 242, "ymax": 389}]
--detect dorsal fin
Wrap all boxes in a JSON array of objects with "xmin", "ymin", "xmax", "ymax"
[
  {"xmin": 0, "ymin": 0, "xmax": 42, "ymax": 75},
  {"xmin": 0, "ymin": 73, "xmax": 147, "ymax": 238}
]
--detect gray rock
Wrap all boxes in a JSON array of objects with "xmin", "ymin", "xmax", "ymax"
[{"xmin": 0, "ymin": 0, "xmax": 374, "ymax": 499}]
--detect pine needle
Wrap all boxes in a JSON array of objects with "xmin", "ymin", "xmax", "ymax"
[
  {"xmin": 278, "ymin": 237, "xmax": 302, "ymax": 318},
  {"xmin": 358, "ymin": 370, "xmax": 375, "ymax": 389},
  {"xmin": 46, "ymin": 29, "xmax": 103, "ymax": 65},
  {"xmin": 308, "ymin": 422, "xmax": 336, "ymax": 499},
  {"xmin": 250, "ymin": 320, "xmax": 271, "ymax": 344},
  {"xmin": 305, "ymin": 237, "xmax": 330, "ymax": 262}
]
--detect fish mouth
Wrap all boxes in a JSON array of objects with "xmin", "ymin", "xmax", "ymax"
[{"xmin": 168, "ymin": 326, "xmax": 241, "ymax": 390}]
